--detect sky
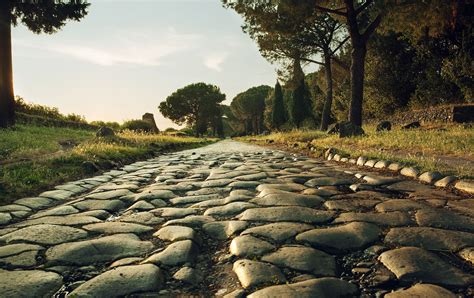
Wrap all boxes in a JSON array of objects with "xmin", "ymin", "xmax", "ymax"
[{"xmin": 12, "ymin": 0, "xmax": 279, "ymax": 129}]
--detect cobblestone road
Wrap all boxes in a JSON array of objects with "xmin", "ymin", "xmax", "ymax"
[{"xmin": 0, "ymin": 140, "xmax": 473, "ymax": 297}]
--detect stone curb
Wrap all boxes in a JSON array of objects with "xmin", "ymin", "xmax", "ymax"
[{"xmin": 322, "ymin": 147, "xmax": 474, "ymax": 195}]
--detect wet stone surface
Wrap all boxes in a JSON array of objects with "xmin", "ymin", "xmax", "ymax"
[{"xmin": 0, "ymin": 140, "xmax": 472, "ymax": 297}]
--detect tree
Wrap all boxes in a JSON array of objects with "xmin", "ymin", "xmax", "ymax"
[
  {"xmin": 288, "ymin": 59, "xmax": 313, "ymax": 128},
  {"xmin": 158, "ymin": 83, "xmax": 225, "ymax": 136},
  {"xmin": 230, "ymin": 85, "xmax": 272, "ymax": 135},
  {"xmin": 0, "ymin": 0, "xmax": 90, "ymax": 128},
  {"xmin": 271, "ymin": 81, "xmax": 286, "ymax": 129},
  {"xmin": 313, "ymin": 0, "xmax": 383, "ymax": 126}
]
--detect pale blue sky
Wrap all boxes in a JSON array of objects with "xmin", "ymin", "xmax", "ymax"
[{"xmin": 12, "ymin": 0, "xmax": 278, "ymax": 128}]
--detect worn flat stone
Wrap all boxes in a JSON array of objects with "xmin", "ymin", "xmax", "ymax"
[
  {"xmin": 82, "ymin": 222, "xmax": 153, "ymax": 234},
  {"xmin": 242, "ymin": 222, "xmax": 313, "ymax": 243},
  {"xmin": 257, "ymin": 183, "xmax": 306, "ymax": 193},
  {"xmin": 70, "ymin": 264, "xmax": 163, "ymax": 297},
  {"xmin": 109, "ymin": 257, "xmax": 143, "ymax": 268},
  {"xmin": 134, "ymin": 189, "xmax": 176, "ymax": 201},
  {"xmin": 324, "ymin": 199, "xmax": 380, "ymax": 211},
  {"xmin": 201, "ymin": 179, "xmax": 233, "ymax": 188},
  {"xmin": 39, "ymin": 189, "xmax": 74, "ymax": 200},
  {"xmin": 385, "ymin": 284, "xmax": 456, "ymax": 298},
  {"xmin": 14, "ymin": 215, "xmax": 101, "ymax": 228},
  {"xmin": 126, "ymin": 201, "xmax": 155, "ymax": 211},
  {"xmin": 0, "ymin": 244, "xmax": 43, "ymax": 258},
  {"xmin": 375, "ymin": 199, "xmax": 426, "ymax": 212},
  {"xmin": 228, "ymin": 181, "xmax": 261, "ymax": 189},
  {"xmin": 233, "ymin": 259, "xmax": 286, "ymax": 289},
  {"xmin": 0, "ymin": 250, "xmax": 39, "ymax": 267},
  {"xmin": 416, "ymin": 208, "xmax": 474, "ymax": 232},
  {"xmin": 0, "ymin": 224, "xmax": 88, "ymax": 245},
  {"xmin": 238, "ymin": 206, "xmax": 334, "ymax": 224},
  {"xmin": 204, "ymin": 202, "xmax": 257, "ymax": 217},
  {"xmin": 46, "ymin": 233, "xmax": 154, "ymax": 266},
  {"xmin": 170, "ymin": 194, "xmax": 222, "ymax": 205},
  {"xmin": 251, "ymin": 193, "xmax": 323, "ymax": 208},
  {"xmin": 434, "ymin": 176, "xmax": 457, "ymax": 187},
  {"xmin": 30, "ymin": 205, "xmax": 79, "ymax": 219},
  {"xmin": 0, "ymin": 213, "xmax": 12, "ymax": 225},
  {"xmin": 118, "ymin": 211, "xmax": 164, "ymax": 225},
  {"xmin": 86, "ymin": 189, "xmax": 134, "ymax": 200},
  {"xmin": 73, "ymin": 199, "xmax": 125, "ymax": 212},
  {"xmin": 385, "ymin": 227, "xmax": 474, "ymax": 251},
  {"xmin": 236, "ymin": 172, "xmax": 267, "ymax": 181},
  {"xmin": 362, "ymin": 175, "xmax": 401, "ymax": 186},
  {"xmin": 0, "ymin": 204, "xmax": 31, "ymax": 212},
  {"xmin": 455, "ymin": 180, "xmax": 474, "ymax": 194},
  {"xmin": 247, "ymin": 277, "xmax": 358, "ymax": 298},
  {"xmin": 173, "ymin": 267, "xmax": 202, "ymax": 285},
  {"xmin": 14, "ymin": 197, "xmax": 54, "ymax": 210},
  {"xmin": 447, "ymin": 199, "xmax": 474, "ymax": 216},
  {"xmin": 230, "ymin": 235, "xmax": 274, "ymax": 258},
  {"xmin": 152, "ymin": 207, "xmax": 199, "ymax": 218},
  {"xmin": 144, "ymin": 240, "xmax": 198, "ymax": 266},
  {"xmin": 154, "ymin": 226, "xmax": 197, "ymax": 242},
  {"xmin": 202, "ymin": 221, "xmax": 248, "ymax": 240},
  {"xmin": 305, "ymin": 177, "xmax": 353, "ymax": 187},
  {"xmin": 163, "ymin": 215, "xmax": 215, "ymax": 227},
  {"xmin": 379, "ymin": 247, "xmax": 474, "ymax": 286},
  {"xmin": 262, "ymin": 246, "xmax": 336, "ymax": 276},
  {"xmin": 0, "ymin": 269, "xmax": 63, "ymax": 297},
  {"xmin": 297, "ymin": 222, "xmax": 381, "ymax": 251},
  {"xmin": 334, "ymin": 211, "xmax": 413, "ymax": 226}
]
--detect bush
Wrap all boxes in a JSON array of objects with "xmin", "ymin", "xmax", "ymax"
[{"xmin": 121, "ymin": 119, "xmax": 155, "ymax": 133}]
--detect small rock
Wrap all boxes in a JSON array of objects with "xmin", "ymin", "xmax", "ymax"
[
  {"xmin": 384, "ymin": 283, "xmax": 456, "ymax": 298},
  {"xmin": 233, "ymin": 259, "xmax": 286, "ymax": 289},
  {"xmin": 376, "ymin": 121, "xmax": 391, "ymax": 132},
  {"xmin": 230, "ymin": 235, "xmax": 274, "ymax": 258},
  {"xmin": 400, "ymin": 167, "xmax": 419, "ymax": 178},
  {"xmin": 401, "ymin": 121, "xmax": 421, "ymax": 129},
  {"xmin": 419, "ymin": 171, "xmax": 443, "ymax": 184},
  {"xmin": 173, "ymin": 267, "xmax": 202, "ymax": 285},
  {"xmin": 96, "ymin": 126, "xmax": 115, "ymax": 137}
]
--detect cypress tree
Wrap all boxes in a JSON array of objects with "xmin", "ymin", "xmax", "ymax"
[{"xmin": 271, "ymin": 81, "xmax": 286, "ymax": 130}]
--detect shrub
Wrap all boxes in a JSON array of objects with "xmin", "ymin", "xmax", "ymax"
[{"xmin": 121, "ymin": 119, "xmax": 155, "ymax": 133}]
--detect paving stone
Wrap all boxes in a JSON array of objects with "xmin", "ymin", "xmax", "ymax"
[
  {"xmin": 55, "ymin": 183, "xmax": 87, "ymax": 194},
  {"xmin": 334, "ymin": 211, "xmax": 413, "ymax": 226},
  {"xmin": 400, "ymin": 167, "xmax": 419, "ymax": 178},
  {"xmin": 236, "ymin": 172, "xmax": 267, "ymax": 181},
  {"xmin": 305, "ymin": 177, "xmax": 353, "ymax": 187},
  {"xmin": 384, "ymin": 283, "xmax": 456, "ymax": 298},
  {"xmin": 203, "ymin": 221, "xmax": 249, "ymax": 240},
  {"xmin": 247, "ymin": 277, "xmax": 358, "ymax": 298},
  {"xmin": 0, "ymin": 213, "xmax": 12, "ymax": 225},
  {"xmin": 257, "ymin": 183, "xmax": 306, "ymax": 193},
  {"xmin": 86, "ymin": 189, "xmax": 134, "ymax": 200},
  {"xmin": 375, "ymin": 199, "xmax": 426, "ymax": 212},
  {"xmin": 0, "ymin": 243, "xmax": 43, "ymax": 258},
  {"xmin": 330, "ymin": 190, "xmax": 391, "ymax": 201},
  {"xmin": 229, "ymin": 181, "xmax": 261, "ymax": 189},
  {"xmin": 447, "ymin": 199, "xmax": 474, "ymax": 217},
  {"xmin": 170, "ymin": 194, "xmax": 222, "ymax": 205},
  {"xmin": 0, "ymin": 250, "xmax": 39, "ymax": 267},
  {"xmin": 154, "ymin": 226, "xmax": 197, "ymax": 242},
  {"xmin": 204, "ymin": 202, "xmax": 257, "ymax": 217},
  {"xmin": 164, "ymin": 215, "xmax": 215, "ymax": 227},
  {"xmin": 109, "ymin": 257, "xmax": 143, "ymax": 268},
  {"xmin": 384, "ymin": 227, "xmax": 474, "ymax": 251},
  {"xmin": 39, "ymin": 189, "xmax": 74, "ymax": 200},
  {"xmin": 69, "ymin": 264, "xmax": 163, "ymax": 297},
  {"xmin": 296, "ymin": 222, "xmax": 381, "ymax": 251},
  {"xmin": 302, "ymin": 188, "xmax": 340, "ymax": 197},
  {"xmin": 152, "ymin": 207, "xmax": 199, "ymax": 218},
  {"xmin": 230, "ymin": 189, "xmax": 255, "ymax": 197},
  {"xmin": 374, "ymin": 160, "xmax": 390, "ymax": 169},
  {"xmin": 0, "ymin": 269, "xmax": 63, "ymax": 297},
  {"xmin": 455, "ymin": 180, "xmax": 474, "ymax": 194},
  {"xmin": 150, "ymin": 199, "xmax": 167, "ymax": 207},
  {"xmin": 434, "ymin": 176, "xmax": 457, "ymax": 187},
  {"xmin": 191, "ymin": 199, "xmax": 226, "ymax": 208},
  {"xmin": 0, "ymin": 224, "xmax": 88, "ymax": 245},
  {"xmin": 233, "ymin": 259, "xmax": 286, "ymax": 289},
  {"xmin": 237, "ymin": 206, "xmax": 334, "ymax": 224},
  {"xmin": 14, "ymin": 197, "xmax": 54, "ymax": 210},
  {"xmin": 173, "ymin": 267, "xmax": 202, "ymax": 285},
  {"xmin": 118, "ymin": 211, "xmax": 164, "ymax": 225},
  {"xmin": 83, "ymin": 222, "xmax": 153, "ymax": 234},
  {"xmin": 458, "ymin": 247, "xmax": 474, "ymax": 264},
  {"xmin": 126, "ymin": 201, "xmax": 155, "ymax": 211},
  {"xmin": 387, "ymin": 181, "xmax": 433, "ymax": 192},
  {"xmin": 0, "ymin": 204, "xmax": 31, "ymax": 212},
  {"xmin": 230, "ymin": 235, "xmax": 274, "ymax": 258},
  {"xmin": 262, "ymin": 246, "xmax": 336, "ymax": 276},
  {"xmin": 416, "ymin": 208, "xmax": 474, "ymax": 232},
  {"xmin": 242, "ymin": 222, "xmax": 313, "ymax": 243},
  {"xmin": 379, "ymin": 247, "xmax": 474, "ymax": 286},
  {"xmin": 324, "ymin": 199, "xmax": 380, "ymax": 211},
  {"xmin": 144, "ymin": 240, "xmax": 198, "ymax": 266},
  {"xmin": 362, "ymin": 175, "xmax": 401, "ymax": 186},
  {"xmin": 201, "ymin": 179, "xmax": 233, "ymax": 188},
  {"xmin": 73, "ymin": 199, "xmax": 125, "ymax": 212},
  {"xmin": 419, "ymin": 171, "xmax": 443, "ymax": 184},
  {"xmin": 134, "ymin": 189, "xmax": 176, "ymax": 201},
  {"xmin": 46, "ymin": 233, "xmax": 154, "ymax": 266},
  {"xmin": 76, "ymin": 210, "xmax": 111, "ymax": 220},
  {"xmin": 30, "ymin": 205, "xmax": 79, "ymax": 219},
  {"xmin": 251, "ymin": 192, "xmax": 323, "ymax": 208}
]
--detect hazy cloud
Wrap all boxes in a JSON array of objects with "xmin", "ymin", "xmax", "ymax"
[{"xmin": 204, "ymin": 52, "xmax": 229, "ymax": 72}]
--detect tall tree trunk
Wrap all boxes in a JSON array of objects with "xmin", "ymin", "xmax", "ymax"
[
  {"xmin": 320, "ymin": 53, "xmax": 333, "ymax": 131},
  {"xmin": 0, "ymin": 1, "xmax": 14, "ymax": 128},
  {"xmin": 348, "ymin": 43, "xmax": 366, "ymax": 126}
]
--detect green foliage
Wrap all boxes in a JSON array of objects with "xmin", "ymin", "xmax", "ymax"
[
  {"xmin": 288, "ymin": 78, "xmax": 313, "ymax": 128},
  {"xmin": 230, "ymin": 85, "xmax": 272, "ymax": 135},
  {"xmin": 121, "ymin": 119, "xmax": 156, "ymax": 133},
  {"xmin": 89, "ymin": 121, "xmax": 121, "ymax": 130},
  {"xmin": 271, "ymin": 81, "xmax": 286, "ymax": 129},
  {"xmin": 159, "ymin": 83, "xmax": 225, "ymax": 136}
]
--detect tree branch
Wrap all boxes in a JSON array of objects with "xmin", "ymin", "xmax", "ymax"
[
  {"xmin": 300, "ymin": 57, "xmax": 324, "ymax": 66},
  {"xmin": 355, "ymin": 0, "xmax": 374, "ymax": 15},
  {"xmin": 315, "ymin": 5, "xmax": 347, "ymax": 17},
  {"xmin": 330, "ymin": 36, "xmax": 350, "ymax": 56},
  {"xmin": 362, "ymin": 13, "xmax": 382, "ymax": 42}
]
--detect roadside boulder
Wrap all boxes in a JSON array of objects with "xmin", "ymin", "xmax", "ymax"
[
  {"xmin": 328, "ymin": 122, "xmax": 365, "ymax": 137},
  {"xmin": 142, "ymin": 113, "xmax": 160, "ymax": 133},
  {"xmin": 376, "ymin": 121, "xmax": 391, "ymax": 132},
  {"xmin": 96, "ymin": 126, "xmax": 115, "ymax": 137}
]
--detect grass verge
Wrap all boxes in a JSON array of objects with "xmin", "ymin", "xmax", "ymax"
[
  {"xmin": 237, "ymin": 124, "xmax": 474, "ymax": 178},
  {"xmin": 0, "ymin": 125, "xmax": 215, "ymax": 204}
]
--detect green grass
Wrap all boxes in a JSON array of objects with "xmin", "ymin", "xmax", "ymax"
[
  {"xmin": 238, "ymin": 124, "xmax": 474, "ymax": 178},
  {"xmin": 0, "ymin": 125, "xmax": 215, "ymax": 204}
]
